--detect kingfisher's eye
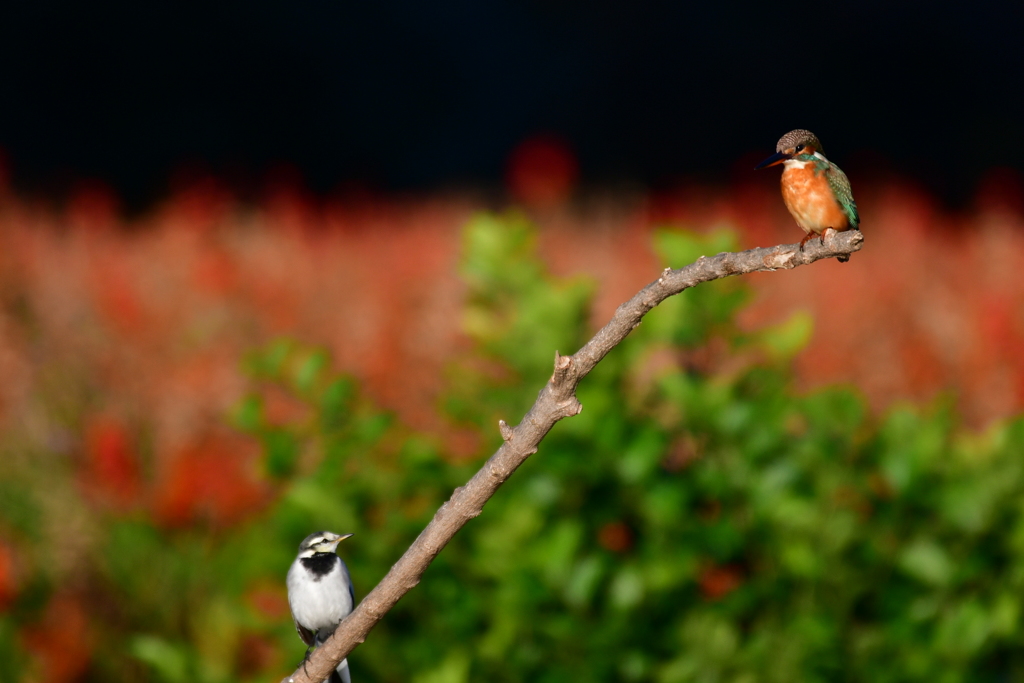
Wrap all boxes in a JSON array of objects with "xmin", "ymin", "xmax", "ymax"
[{"xmin": 795, "ymin": 144, "xmax": 805, "ymax": 152}]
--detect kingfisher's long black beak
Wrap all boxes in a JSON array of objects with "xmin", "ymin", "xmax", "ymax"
[{"xmin": 755, "ymin": 151, "xmax": 790, "ymax": 169}]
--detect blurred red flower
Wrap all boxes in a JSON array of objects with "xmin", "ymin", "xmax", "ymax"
[{"xmin": 506, "ymin": 134, "xmax": 578, "ymax": 208}]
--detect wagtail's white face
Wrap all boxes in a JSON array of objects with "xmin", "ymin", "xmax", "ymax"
[{"xmin": 297, "ymin": 531, "xmax": 354, "ymax": 558}]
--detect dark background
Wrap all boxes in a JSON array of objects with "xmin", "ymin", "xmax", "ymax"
[{"xmin": 1, "ymin": 1, "xmax": 1022, "ymax": 208}]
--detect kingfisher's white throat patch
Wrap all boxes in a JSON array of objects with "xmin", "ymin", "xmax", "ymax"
[{"xmin": 783, "ymin": 151, "xmax": 831, "ymax": 171}]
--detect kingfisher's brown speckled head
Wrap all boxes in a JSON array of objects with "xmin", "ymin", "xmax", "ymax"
[{"xmin": 756, "ymin": 129, "xmax": 825, "ymax": 169}]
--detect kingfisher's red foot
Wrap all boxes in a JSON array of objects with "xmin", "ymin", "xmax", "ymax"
[{"xmin": 799, "ymin": 231, "xmax": 833, "ymax": 252}]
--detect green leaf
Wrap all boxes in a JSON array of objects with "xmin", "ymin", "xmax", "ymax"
[
  {"xmin": 320, "ymin": 377, "xmax": 355, "ymax": 429},
  {"xmin": 232, "ymin": 394, "xmax": 263, "ymax": 432},
  {"xmin": 899, "ymin": 538, "xmax": 954, "ymax": 587},
  {"xmin": 130, "ymin": 636, "xmax": 191, "ymax": 683},
  {"xmin": 293, "ymin": 348, "xmax": 330, "ymax": 395},
  {"xmin": 263, "ymin": 429, "xmax": 299, "ymax": 478},
  {"xmin": 758, "ymin": 310, "xmax": 814, "ymax": 360}
]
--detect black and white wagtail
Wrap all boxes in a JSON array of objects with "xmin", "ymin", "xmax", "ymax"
[{"xmin": 286, "ymin": 531, "xmax": 355, "ymax": 683}]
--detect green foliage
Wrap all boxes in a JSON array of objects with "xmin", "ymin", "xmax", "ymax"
[
  {"xmin": 221, "ymin": 213, "xmax": 1024, "ymax": 682},
  {"xmin": 4, "ymin": 213, "xmax": 1024, "ymax": 682},
  {"xmin": 450, "ymin": 213, "xmax": 595, "ymax": 425},
  {"xmin": 366, "ymin": 214, "xmax": 1024, "ymax": 682}
]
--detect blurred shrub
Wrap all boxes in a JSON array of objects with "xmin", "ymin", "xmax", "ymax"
[
  {"xmin": 420, "ymin": 216, "xmax": 1024, "ymax": 682},
  {"xmin": 3, "ymin": 213, "xmax": 1024, "ymax": 682}
]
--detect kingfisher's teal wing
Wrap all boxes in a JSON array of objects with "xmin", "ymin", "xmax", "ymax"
[{"xmin": 825, "ymin": 163, "xmax": 859, "ymax": 229}]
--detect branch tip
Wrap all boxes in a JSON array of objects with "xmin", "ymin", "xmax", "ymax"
[
  {"xmin": 551, "ymin": 351, "xmax": 574, "ymax": 384},
  {"xmin": 498, "ymin": 419, "xmax": 513, "ymax": 441}
]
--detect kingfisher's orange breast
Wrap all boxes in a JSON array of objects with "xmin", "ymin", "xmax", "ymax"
[{"xmin": 780, "ymin": 165, "xmax": 850, "ymax": 235}]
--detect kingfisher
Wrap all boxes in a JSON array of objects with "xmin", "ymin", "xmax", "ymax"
[{"xmin": 756, "ymin": 129, "xmax": 859, "ymax": 262}]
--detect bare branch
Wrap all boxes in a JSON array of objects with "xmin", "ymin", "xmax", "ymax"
[{"xmin": 279, "ymin": 229, "xmax": 863, "ymax": 683}]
